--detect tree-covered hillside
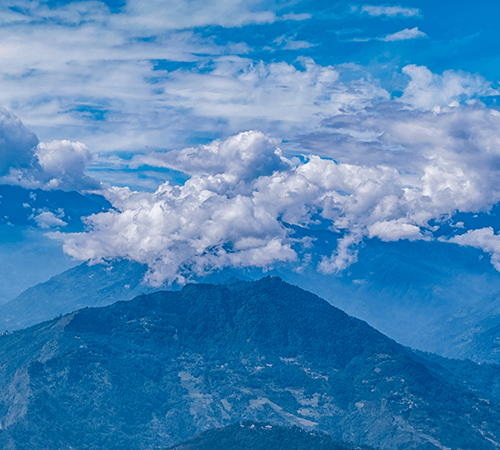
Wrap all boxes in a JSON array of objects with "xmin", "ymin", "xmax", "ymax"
[
  {"xmin": 0, "ymin": 277, "xmax": 499, "ymax": 449},
  {"xmin": 167, "ymin": 421, "xmax": 374, "ymax": 450}
]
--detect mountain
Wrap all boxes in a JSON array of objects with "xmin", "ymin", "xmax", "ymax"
[
  {"xmin": 0, "ymin": 259, "xmax": 151, "ymax": 331},
  {"xmin": 5, "ymin": 234, "xmax": 500, "ymax": 364},
  {"xmin": 4, "ymin": 186, "xmax": 500, "ymax": 362},
  {"xmin": 167, "ymin": 421, "xmax": 373, "ymax": 450},
  {"xmin": 0, "ymin": 259, "xmax": 246, "ymax": 332},
  {"xmin": 281, "ymin": 233, "xmax": 500, "ymax": 363},
  {"xmin": 0, "ymin": 184, "xmax": 112, "ymax": 304},
  {"xmin": 0, "ymin": 277, "xmax": 499, "ymax": 449}
]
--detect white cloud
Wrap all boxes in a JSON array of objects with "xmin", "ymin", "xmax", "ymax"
[
  {"xmin": 280, "ymin": 13, "xmax": 312, "ymax": 21},
  {"xmin": 0, "ymin": 27, "xmax": 386, "ymax": 153},
  {"xmin": 35, "ymin": 140, "xmax": 100, "ymax": 191},
  {"xmin": 52, "ymin": 100, "xmax": 500, "ymax": 283},
  {"xmin": 400, "ymin": 64, "xmax": 495, "ymax": 110},
  {"xmin": 448, "ymin": 228, "xmax": 500, "ymax": 270},
  {"xmin": 319, "ymin": 233, "xmax": 361, "ymax": 274},
  {"xmin": 1, "ymin": 13, "xmax": 497, "ymax": 280},
  {"xmin": 0, "ymin": 0, "xmax": 285, "ymax": 30},
  {"xmin": 342, "ymin": 28, "xmax": 427, "ymax": 44},
  {"xmin": 274, "ymin": 35, "xmax": 317, "ymax": 50},
  {"xmin": 360, "ymin": 5, "xmax": 422, "ymax": 18},
  {"xmin": 0, "ymin": 109, "xmax": 100, "ymax": 191},
  {"xmin": 0, "ymin": 0, "xmax": 393, "ymax": 155},
  {"xmin": 117, "ymin": 0, "xmax": 278, "ymax": 30},
  {"xmin": 136, "ymin": 131, "xmax": 291, "ymax": 181},
  {"xmin": 380, "ymin": 27, "xmax": 428, "ymax": 42},
  {"xmin": 48, "ymin": 134, "xmax": 298, "ymax": 283},
  {"xmin": 0, "ymin": 0, "xmax": 285, "ymax": 151},
  {"xmin": 367, "ymin": 219, "xmax": 422, "ymax": 241},
  {"xmin": 33, "ymin": 211, "xmax": 68, "ymax": 229},
  {"xmin": 149, "ymin": 57, "xmax": 388, "ymax": 141}
]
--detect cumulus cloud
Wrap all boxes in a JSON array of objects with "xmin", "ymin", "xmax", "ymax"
[
  {"xmin": 33, "ymin": 211, "xmax": 68, "ymax": 229},
  {"xmin": 305, "ymin": 101, "xmax": 500, "ymax": 194},
  {"xmin": 0, "ymin": 109, "xmax": 100, "ymax": 191},
  {"xmin": 35, "ymin": 140, "xmax": 100, "ymax": 191},
  {"xmin": 52, "ymin": 91, "xmax": 500, "ymax": 283},
  {"xmin": 136, "ymin": 131, "xmax": 290, "ymax": 181},
  {"xmin": 380, "ymin": 27, "xmax": 428, "ymax": 42},
  {"xmin": 319, "ymin": 233, "xmax": 361, "ymax": 274},
  {"xmin": 358, "ymin": 5, "xmax": 421, "ymax": 18},
  {"xmin": 400, "ymin": 65, "xmax": 495, "ymax": 109},
  {"xmin": 367, "ymin": 219, "xmax": 422, "ymax": 241}
]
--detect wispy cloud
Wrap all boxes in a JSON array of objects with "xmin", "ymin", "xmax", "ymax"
[
  {"xmin": 273, "ymin": 35, "xmax": 317, "ymax": 50},
  {"xmin": 342, "ymin": 27, "xmax": 428, "ymax": 43},
  {"xmin": 0, "ymin": 0, "xmax": 309, "ymax": 151},
  {"xmin": 279, "ymin": 12, "xmax": 312, "ymax": 21},
  {"xmin": 356, "ymin": 4, "xmax": 422, "ymax": 18},
  {"xmin": 380, "ymin": 27, "xmax": 428, "ymax": 41}
]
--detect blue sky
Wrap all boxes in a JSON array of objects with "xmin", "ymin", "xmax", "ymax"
[{"xmin": 2, "ymin": 0, "xmax": 500, "ymax": 294}]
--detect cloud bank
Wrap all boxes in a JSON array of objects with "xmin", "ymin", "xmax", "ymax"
[{"xmin": 53, "ymin": 71, "xmax": 500, "ymax": 284}]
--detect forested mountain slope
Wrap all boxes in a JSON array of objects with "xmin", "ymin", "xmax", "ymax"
[{"xmin": 0, "ymin": 277, "xmax": 499, "ymax": 449}]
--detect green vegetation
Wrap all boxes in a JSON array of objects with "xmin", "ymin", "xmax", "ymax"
[
  {"xmin": 0, "ymin": 277, "xmax": 499, "ymax": 449},
  {"xmin": 168, "ymin": 421, "xmax": 374, "ymax": 450}
]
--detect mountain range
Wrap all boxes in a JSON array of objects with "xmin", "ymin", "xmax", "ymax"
[
  {"xmin": 3, "ymin": 233, "xmax": 500, "ymax": 364},
  {"xmin": 1, "ymin": 277, "xmax": 500, "ymax": 449}
]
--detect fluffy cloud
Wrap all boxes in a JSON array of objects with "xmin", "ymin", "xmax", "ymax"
[
  {"xmin": 33, "ymin": 211, "xmax": 68, "ymax": 229},
  {"xmin": 35, "ymin": 140, "xmax": 100, "ymax": 191},
  {"xmin": 136, "ymin": 131, "xmax": 290, "ymax": 181},
  {"xmin": 0, "ymin": 109, "xmax": 100, "ymax": 191},
  {"xmin": 401, "ymin": 65, "xmax": 495, "ymax": 110},
  {"xmin": 304, "ymin": 104, "xmax": 500, "ymax": 206},
  {"xmin": 53, "ymin": 96, "xmax": 500, "ymax": 283},
  {"xmin": 54, "ymin": 143, "xmax": 299, "ymax": 285}
]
